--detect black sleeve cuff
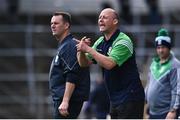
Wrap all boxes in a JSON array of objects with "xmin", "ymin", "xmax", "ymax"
[{"xmin": 66, "ymin": 72, "xmax": 79, "ymax": 84}]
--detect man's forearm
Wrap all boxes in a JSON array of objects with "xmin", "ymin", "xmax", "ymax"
[
  {"xmin": 77, "ymin": 52, "xmax": 90, "ymax": 67},
  {"xmin": 87, "ymin": 47, "xmax": 116, "ymax": 70},
  {"xmin": 62, "ymin": 82, "xmax": 75, "ymax": 103},
  {"xmin": 76, "ymin": 39, "xmax": 116, "ymax": 69}
]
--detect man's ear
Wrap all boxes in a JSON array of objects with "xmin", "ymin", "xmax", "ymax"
[
  {"xmin": 65, "ymin": 22, "xmax": 70, "ymax": 29},
  {"xmin": 113, "ymin": 19, "xmax": 118, "ymax": 25}
]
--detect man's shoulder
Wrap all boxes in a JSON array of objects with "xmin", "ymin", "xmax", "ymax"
[
  {"xmin": 111, "ymin": 32, "xmax": 132, "ymax": 44},
  {"xmin": 61, "ymin": 36, "xmax": 76, "ymax": 46},
  {"xmin": 112, "ymin": 32, "xmax": 133, "ymax": 48},
  {"xmin": 93, "ymin": 36, "xmax": 104, "ymax": 48},
  {"xmin": 117, "ymin": 32, "xmax": 131, "ymax": 41},
  {"xmin": 58, "ymin": 38, "xmax": 76, "ymax": 54},
  {"xmin": 171, "ymin": 56, "xmax": 180, "ymax": 68},
  {"xmin": 96, "ymin": 36, "xmax": 104, "ymax": 42}
]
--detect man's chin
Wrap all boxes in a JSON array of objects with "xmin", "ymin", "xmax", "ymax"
[
  {"xmin": 159, "ymin": 55, "xmax": 169, "ymax": 59},
  {"xmin": 52, "ymin": 33, "xmax": 57, "ymax": 36},
  {"xmin": 99, "ymin": 29, "xmax": 105, "ymax": 33}
]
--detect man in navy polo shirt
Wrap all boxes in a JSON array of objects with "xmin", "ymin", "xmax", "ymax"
[
  {"xmin": 49, "ymin": 12, "xmax": 90, "ymax": 119},
  {"xmin": 76, "ymin": 8, "xmax": 145, "ymax": 119}
]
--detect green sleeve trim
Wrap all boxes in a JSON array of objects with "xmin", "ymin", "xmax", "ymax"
[
  {"xmin": 108, "ymin": 32, "xmax": 133, "ymax": 66},
  {"xmin": 113, "ymin": 39, "xmax": 133, "ymax": 54},
  {"xmin": 109, "ymin": 44, "xmax": 132, "ymax": 66}
]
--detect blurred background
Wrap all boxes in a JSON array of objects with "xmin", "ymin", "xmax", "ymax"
[{"xmin": 0, "ymin": 0, "xmax": 180, "ymax": 118}]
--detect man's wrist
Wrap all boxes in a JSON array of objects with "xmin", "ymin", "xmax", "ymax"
[
  {"xmin": 87, "ymin": 47, "xmax": 94, "ymax": 54},
  {"xmin": 62, "ymin": 98, "xmax": 70, "ymax": 103},
  {"xmin": 170, "ymin": 108, "xmax": 177, "ymax": 113}
]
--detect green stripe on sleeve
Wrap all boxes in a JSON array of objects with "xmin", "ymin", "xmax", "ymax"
[
  {"xmin": 108, "ymin": 40, "xmax": 133, "ymax": 66},
  {"xmin": 114, "ymin": 39, "xmax": 133, "ymax": 54}
]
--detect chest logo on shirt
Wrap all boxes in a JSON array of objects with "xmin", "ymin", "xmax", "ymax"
[
  {"xmin": 108, "ymin": 47, "xmax": 112, "ymax": 54},
  {"xmin": 55, "ymin": 55, "xmax": 59, "ymax": 63}
]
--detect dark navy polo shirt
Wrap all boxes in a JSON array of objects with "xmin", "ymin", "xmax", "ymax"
[
  {"xmin": 49, "ymin": 34, "xmax": 90, "ymax": 101},
  {"xmin": 95, "ymin": 30, "xmax": 145, "ymax": 106}
]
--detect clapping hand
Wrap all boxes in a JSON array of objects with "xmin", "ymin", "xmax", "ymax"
[{"xmin": 75, "ymin": 36, "xmax": 91, "ymax": 53}]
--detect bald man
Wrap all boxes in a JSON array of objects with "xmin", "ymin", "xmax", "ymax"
[{"xmin": 76, "ymin": 8, "xmax": 145, "ymax": 119}]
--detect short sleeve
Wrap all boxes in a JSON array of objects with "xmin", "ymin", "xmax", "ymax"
[
  {"xmin": 109, "ymin": 39, "xmax": 133, "ymax": 66},
  {"xmin": 60, "ymin": 42, "xmax": 80, "ymax": 84}
]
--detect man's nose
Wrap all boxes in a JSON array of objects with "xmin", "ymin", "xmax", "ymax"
[
  {"xmin": 159, "ymin": 49, "xmax": 164, "ymax": 52},
  {"xmin": 51, "ymin": 24, "xmax": 55, "ymax": 28},
  {"xmin": 99, "ymin": 18, "xmax": 102, "ymax": 21}
]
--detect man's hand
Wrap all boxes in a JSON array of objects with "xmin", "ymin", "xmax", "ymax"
[
  {"xmin": 58, "ymin": 101, "xmax": 69, "ymax": 117},
  {"xmin": 166, "ymin": 111, "xmax": 176, "ymax": 119},
  {"xmin": 76, "ymin": 36, "xmax": 91, "ymax": 52}
]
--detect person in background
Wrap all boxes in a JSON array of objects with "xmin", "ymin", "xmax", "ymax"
[
  {"xmin": 84, "ymin": 77, "xmax": 110, "ymax": 119},
  {"xmin": 145, "ymin": 0, "xmax": 161, "ymax": 24},
  {"xmin": 117, "ymin": 0, "xmax": 132, "ymax": 24},
  {"xmin": 145, "ymin": 28, "xmax": 180, "ymax": 119},
  {"xmin": 49, "ymin": 11, "xmax": 90, "ymax": 119},
  {"xmin": 76, "ymin": 8, "xmax": 145, "ymax": 119},
  {"xmin": 7, "ymin": 0, "xmax": 19, "ymax": 24}
]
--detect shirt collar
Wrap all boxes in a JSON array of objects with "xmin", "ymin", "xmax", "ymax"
[
  {"xmin": 58, "ymin": 34, "xmax": 73, "ymax": 46},
  {"xmin": 103, "ymin": 29, "xmax": 120, "ymax": 43}
]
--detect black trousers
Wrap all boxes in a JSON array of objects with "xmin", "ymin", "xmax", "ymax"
[
  {"xmin": 53, "ymin": 99, "xmax": 83, "ymax": 119},
  {"xmin": 110, "ymin": 100, "xmax": 144, "ymax": 119}
]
